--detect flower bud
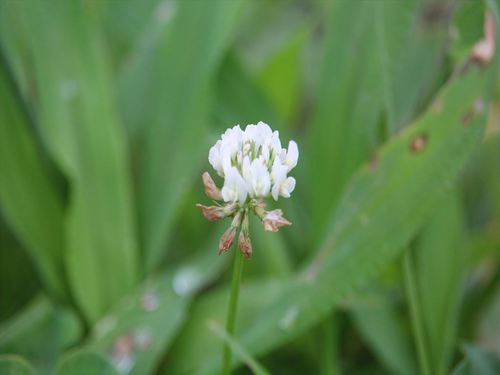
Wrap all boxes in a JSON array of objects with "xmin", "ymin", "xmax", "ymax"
[
  {"xmin": 219, "ymin": 226, "xmax": 237, "ymax": 254},
  {"xmin": 196, "ymin": 204, "xmax": 225, "ymax": 221},
  {"xmin": 218, "ymin": 211, "xmax": 242, "ymax": 255},
  {"xmin": 238, "ymin": 230, "xmax": 252, "ymax": 258},
  {"xmin": 202, "ymin": 172, "xmax": 222, "ymax": 200},
  {"xmin": 262, "ymin": 209, "xmax": 291, "ymax": 232},
  {"xmin": 238, "ymin": 212, "xmax": 252, "ymax": 258}
]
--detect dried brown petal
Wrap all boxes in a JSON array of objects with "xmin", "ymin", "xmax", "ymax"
[
  {"xmin": 471, "ymin": 11, "xmax": 495, "ymax": 65},
  {"xmin": 202, "ymin": 172, "xmax": 222, "ymax": 200},
  {"xmin": 196, "ymin": 204, "xmax": 225, "ymax": 221},
  {"xmin": 263, "ymin": 209, "xmax": 292, "ymax": 232}
]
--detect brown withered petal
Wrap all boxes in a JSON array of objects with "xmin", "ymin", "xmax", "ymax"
[
  {"xmin": 219, "ymin": 227, "xmax": 236, "ymax": 255},
  {"xmin": 263, "ymin": 209, "xmax": 292, "ymax": 232},
  {"xmin": 238, "ymin": 231, "xmax": 252, "ymax": 258},
  {"xmin": 202, "ymin": 172, "xmax": 222, "ymax": 200},
  {"xmin": 196, "ymin": 204, "xmax": 224, "ymax": 221}
]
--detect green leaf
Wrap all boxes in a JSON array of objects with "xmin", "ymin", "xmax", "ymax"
[
  {"xmin": 86, "ymin": 241, "xmax": 226, "ymax": 375},
  {"xmin": 166, "ymin": 62, "xmax": 491, "ymax": 374},
  {"xmin": 215, "ymin": 55, "xmax": 281, "ymax": 129},
  {"xmin": 0, "ymin": 296, "xmax": 81, "ymax": 375},
  {"xmin": 135, "ymin": 0, "xmax": 244, "ymax": 271},
  {"xmin": 375, "ymin": 1, "xmax": 449, "ymax": 133},
  {"xmin": 55, "ymin": 351, "xmax": 118, "ymax": 375},
  {"xmin": 0, "ymin": 355, "xmax": 34, "ymax": 375},
  {"xmin": 257, "ymin": 29, "xmax": 307, "ymax": 122},
  {"xmin": 165, "ymin": 279, "xmax": 288, "ymax": 374},
  {"xmin": 350, "ymin": 288, "xmax": 416, "ymax": 375},
  {"xmin": 208, "ymin": 321, "xmax": 271, "ymax": 375},
  {"xmin": 16, "ymin": 0, "xmax": 139, "ymax": 321},
  {"xmin": 0, "ymin": 221, "xmax": 40, "ymax": 321},
  {"xmin": 102, "ymin": 0, "xmax": 163, "ymax": 65},
  {"xmin": 415, "ymin": 191, "xmax": 465, "ymax": 375},
  {"xmin": 87, "ymin": 273, "xmax": 187, "ymax": 375},
  {"xmin": 308, "ymin": 0, "xmax": 448, "ymax": 239},
  {"xmin": 0, "ymin": 55, "xmax": 66, "ymax": 300},
  {"xmin": 452, "ymin": 344, "xmax": 500, "ymax": 375}
]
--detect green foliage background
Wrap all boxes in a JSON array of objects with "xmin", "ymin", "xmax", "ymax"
[{"xmin": 0, "ymin": 0, "xmax": 499, "ymax": 374}]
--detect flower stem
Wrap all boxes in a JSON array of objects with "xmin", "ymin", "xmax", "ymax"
[
  {"xmin": 222, "ymin": 245, "xmax": 245, "ymax": 375},
  {"xmin": 403, "ymin": 249, "xmax": 431, "ymax": 375}
]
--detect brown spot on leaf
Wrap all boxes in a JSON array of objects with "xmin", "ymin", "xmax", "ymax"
[
  {"xmin": 462, "ymin": 110, "xmax": 474, "ymax": 126},
  {"xmin": 409, "ymin": 133, "xmax": 428, "ymax": 153},
  {"xmin": 432, "ymin": 98, "xmax": 443, "ymax": 113},
  {"xmin": 421, "ymin": 2, "xmax": 451, "ymax": 28},
  {"xmin": 461, "ymin": 98, "xmax": 485, "ymax": 126}
]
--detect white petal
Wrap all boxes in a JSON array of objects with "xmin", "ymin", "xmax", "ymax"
[
  {"xmin": 221, "ymin": 166, "xmax": 247, "ymax": 204},
  {"xmin": 280, "ymin": 177, "xmax": 296, "ymax": 198},
  {"xmin": 285, "ymin": 140, "xmax": 298, "ymax": 171},
  {"xmin": 271, "ymin": 160, "xmax": 287, "ymax": 200}
]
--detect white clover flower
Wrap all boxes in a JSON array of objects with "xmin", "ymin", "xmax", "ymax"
[
  {"xmin": 198, "ymin": 121, "xmax": 298, "ymax": 257},
  {"xmin": 207, "ymin": 121, "xmax": 298, "ymax": 203}
]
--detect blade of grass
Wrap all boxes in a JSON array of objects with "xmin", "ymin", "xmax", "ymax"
[
  {"xmin": 308, "ymin": 0, "xmax": 449, "ymax": 240},
  {"xmin": 350, "ymin": 287, "xmax": 416, "ymax": 375},
  {"xmin": 135, "ymin": 0, "xmax": 244, "ymax": 272},
  {"xmin": 403, "ymin": 249, "xmax": 431, "ymax": 375},
  {"xmin": 0, "ymin": 54, "xmax": 66, "ymax": 300},
  {"xmin": 415, "ymin": 192, "xmax": 465, "ymax": 375},
  {"xmin": 209, "ymin": 321, "xmax": 271, "ymax": 375},
  {"xmin": 16, "ymin": 0, "xmax": 139, "ymax": 322}
]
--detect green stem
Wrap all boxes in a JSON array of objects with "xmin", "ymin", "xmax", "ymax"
[
  {"xmin": 319, "ymin": 313, "xmax": 341, "ymax": 375},
  {"xmin": 403, "ymin": 249, "xmax": 431, "ymax": 375},
  {"xmin": 222, "ymin": 246, "xmax": 245, "ymax": 375}
]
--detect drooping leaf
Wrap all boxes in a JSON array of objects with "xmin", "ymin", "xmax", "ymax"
[
  {"xmin": 14, "ymin": 0, "xmax": 139, "ymax": 322},
  {"xmin": 0, "ymin": 55, "xmax": 66, "ymax": 300},
  {"xmin": 166, "ymin": 58, "xmax": 493, "ymax": 374}
]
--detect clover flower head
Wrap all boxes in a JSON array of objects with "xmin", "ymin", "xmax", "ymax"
[{"xmin": 197, "ymin": 122, "xmax": 298, "ymax": 257}]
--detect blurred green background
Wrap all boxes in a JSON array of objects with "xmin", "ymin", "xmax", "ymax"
[{"xmin": 0, "ymin": 0, "xmax": 499, "ymax": 374}]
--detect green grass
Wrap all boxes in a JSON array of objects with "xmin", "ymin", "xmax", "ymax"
[{"xmin": 0, "ymin": 0, "xmax": 499, "ymax": 374}]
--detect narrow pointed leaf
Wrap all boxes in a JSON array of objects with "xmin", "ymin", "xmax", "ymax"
[
  {"xmin": 136, "ymin": 0, "xmax": 244, "ymax": 271},
  {"xmin": 15, "ymin": 0, "xmax": 139, "ymax": 321},
  {"xmin": 308, "ymin": 0, "xmax": 449, "ymax": 238},
  {"xmin": 0, "ymin": 57, "xmax": 66, "ymax": 299}
]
